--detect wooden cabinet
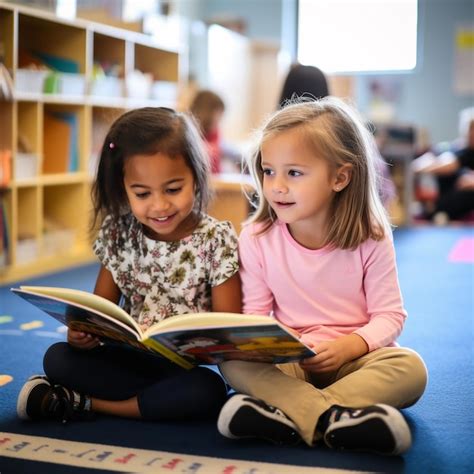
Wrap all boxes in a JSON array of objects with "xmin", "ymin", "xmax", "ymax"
[{"xmin": 0, "ymin": 3, "xmax": 182, "ymax": 283}]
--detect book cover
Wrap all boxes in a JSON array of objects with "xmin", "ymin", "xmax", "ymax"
[
  {"xmin": 43, "ymin": 113, "xmax": 71, "ymax": 174},
  {"xmin": 52, "ymin": 112, "xmax": 78, "ymax": 172},
  {"xmin": 11, "ymin": 286, "xmax": 316, "ymax": 369}
]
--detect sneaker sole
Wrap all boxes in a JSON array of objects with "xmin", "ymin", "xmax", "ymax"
[
  {"xmin": 217, "ymin": 394, "xmax": 300, "ymax": 445},
  {"xmin": 27, "ymin": 374, "xmax": 50, "ymax": 384},
  {"xmin": 324, "ymin": 404, "xmax": 412, "ymax": 455},
  {"xmin": 17, "ymin": 378, "xmax": 50, "ymax": 421},
  {"xmin": 217, "ymin": 394, "xmax": 248, "ymax": 439}
]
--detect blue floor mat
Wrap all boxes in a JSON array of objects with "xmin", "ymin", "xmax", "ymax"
[{"xmin": 1, "ymin": 226, "xmax": 473, "ymax": 473}]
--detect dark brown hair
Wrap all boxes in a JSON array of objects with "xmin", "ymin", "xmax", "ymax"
[
  {"xmin": 190, "ymin": 90, "xmax": 225, "ymax": 136},
  {"xmin": 279, "ymin": 64, "xmax": 329, "ymax": 108},
  {"xmin": 91, "ymin": 107, "xmax": 210, "ymax": 231}
]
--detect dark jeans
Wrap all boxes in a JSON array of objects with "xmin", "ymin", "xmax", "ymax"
[
  {"xmin": 43, "ymin": 342, "xmax": 228, "ymax": 421},
  {"xmin": 436, "ymin": 189, "xmax": 474, "ymax": 220},
  {"xmin": 435, "ymin": 175, "xmax": 474, "ymax": 220}
]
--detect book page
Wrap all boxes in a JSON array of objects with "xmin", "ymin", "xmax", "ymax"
[
  {"xmin": 12, "ymin": 288, "xmax": 141, "ymax": 341},
  {"xmin": 19, "ymin": 286, "xmax": 140, "ymax": 333},
  {"xmin": 147, "ymin": 322, "xmax": 315, "ymax": 365},
  {"xmin": 143, "ymin": 312, "xmax": 274, "ymax": 338}
]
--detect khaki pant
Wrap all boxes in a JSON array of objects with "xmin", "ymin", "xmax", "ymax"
[{"xmin": 220, "ymin": 347, "xmax": 428, "ymax": 446}]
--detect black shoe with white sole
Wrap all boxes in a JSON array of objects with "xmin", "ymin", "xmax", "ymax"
[
  {"xmin": 217, "ymin": 394, "xmax": 301, "ymax": 445},
  {"xmin": 17, "ymin": 375, "xmax": 94, "ymax": 423},
  {"xmin": 321, "ymin": 404, "xmax": 412, "ymax": 455}
]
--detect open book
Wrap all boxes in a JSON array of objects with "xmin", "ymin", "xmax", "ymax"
[{"xmin": 11, "ymin": 286, "xmax": 315, "ymax": 369}]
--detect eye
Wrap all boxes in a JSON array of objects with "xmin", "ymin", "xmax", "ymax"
[
  {"xmin": 262, "ymin": 168, "xmax": 274, "ymax": 176},
  {"xmin": 135, "ymin": 192, "xmax": 150, "ymax": 199},
  {"xmin": 288, "ymin": 169, "xmax": 303, "ymax": 177},
  {"xmin": 165, "ymin": 187, "xmax": 182, "ymax": 194}
]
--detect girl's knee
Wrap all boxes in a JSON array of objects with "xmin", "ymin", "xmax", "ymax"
[
  {"xmin": 192, "ymin": 367, "xmax": 227, "ymax": 395},
  {"xmin": 391, "ymin": 348, "xmax": 428, "ymax": 405},
  {"xmin": 403, "ymin": 349, "xmax": 428, "ymax": 393},
  {"xmin": 189, "ymin": 367, "xmax": 228, "ymax": 413},
  {"xmin": 43, "ymin": 342, "xmax": 73, "ymax": 382},
  {"xmin": 396, "ymin": 347, "xmax": 427, "ymax": 373},
  {"xmin": 219, "ymin": 360, "xmax": 270, "ymax": 387},
  {"xmin": 218, "ymin": 360, "xmax": 247, "ymax": 383}
]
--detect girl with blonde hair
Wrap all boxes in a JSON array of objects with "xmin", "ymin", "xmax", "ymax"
[{"xmin": 217, "ymin": 97, "xmax": 427, "ymax": 455}]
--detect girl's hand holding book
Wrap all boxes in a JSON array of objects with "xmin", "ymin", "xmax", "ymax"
[
  {"xmin": 67, "ymin": 328, "xmax": 101, "ymax": 350},
  {"xmin": 299, "ymin": 334, "xmax": 369, "ymax": 373}
]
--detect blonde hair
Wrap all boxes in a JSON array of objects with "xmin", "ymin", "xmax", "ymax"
[{"xmin": 246, "ymin": 97, "xmax": 391, "ymax": 249}]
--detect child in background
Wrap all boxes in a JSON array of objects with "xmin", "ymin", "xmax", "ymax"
[
  {"xmin": 17, "ymin": 107, "xmax": 241, "ymax": 423},
  {"xmin": 217, "ymin": 98, "xmax": 427, "ymax": 455},
  {"xmin": 190, "ymin": 90, "xmax": 226, "ymax": 174},
  {"xmin": 412, "ymin": 106, "xmax": 474, "ymax": 223}
]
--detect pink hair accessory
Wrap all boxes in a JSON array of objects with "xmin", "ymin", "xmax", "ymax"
[{"xmin": 109, "ymin": 142, "xmax": 115, "ymax": 149}]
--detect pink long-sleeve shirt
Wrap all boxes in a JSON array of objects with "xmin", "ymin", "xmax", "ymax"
[{"xmin": 239, "ymin": 221, "xmax": 407, "ymax": 351}]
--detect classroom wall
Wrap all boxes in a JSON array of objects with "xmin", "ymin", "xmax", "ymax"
[
  {"xmin": 186, "ymin": 0, "xmax": 473, "ymax": 146},
  {"xmin": 356, "ymin": 0, "xmax": 473, "ymax": 144},
  {"xmin": 187, "ymin": 0, "xmax": 283, "ymax": 43}
]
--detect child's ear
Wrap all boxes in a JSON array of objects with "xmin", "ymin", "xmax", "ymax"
[{"xmin": 333, "ymin": 164, "xmax": 352, "ymax": 192}]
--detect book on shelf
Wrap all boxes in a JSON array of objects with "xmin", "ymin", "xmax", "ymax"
[
  {"xmin": 43, "ymin": 113, "xmax": 71, "ymax": 174},
  {"xmin": 11, "ymin": 286, "xmax": 316, "ymax": 369},
  {"xmin": 0, "ymin": 149, "xmax": 11, "ymax": 187},
  {"xmin": 55, "ymin": 112, "xmax": 79, "ymax": 172},
  {"xmin": 0, "ymin": 198, "xmax": 9, "ymax": 268},
  {"xmin": 42, "ymin": 112, "xmax": 79, "ymax": 174}
]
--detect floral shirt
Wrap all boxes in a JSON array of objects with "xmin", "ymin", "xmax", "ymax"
[{"xmin": 93, "ymin": 213, "xmax": 239, "ymax": 329}]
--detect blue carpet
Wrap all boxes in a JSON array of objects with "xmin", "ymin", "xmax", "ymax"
[{"xmin": 1, "ymin": 227, "xmax": 473, "ymax": 473}]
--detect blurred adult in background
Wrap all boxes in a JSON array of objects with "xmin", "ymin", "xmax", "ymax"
[
  {"xmin": 190, "ymin": 90, "xmax": 225, "ymax": 174},
  {"xmin": 412, "ymin": 107, "xmax": 474, "ymax": 223},
  {"xmin": 278, "ymin": 64, "xmax": 396, "ymax": 209},
  {"xmin": 279, "ymin": 64, "xmax": 329, "ymax": 108}
]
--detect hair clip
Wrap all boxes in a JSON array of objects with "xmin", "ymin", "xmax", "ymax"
[{"xmin": 109, "ymin": 142, "xmax": 115, "ymax": 149}]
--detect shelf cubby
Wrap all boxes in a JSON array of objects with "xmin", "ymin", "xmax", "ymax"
[
  {"xmin": 0, "ymin": 2, "xmax": 183, "ymax": 283},
  {"xmin": 16, "ymin": 185, "xmax": 40, "ymax": 265},
  {"xmin": 18, "ymin": 13, "xmax": 87, "ymax": 73},
  {"xmin": 42, "ymin": 183, "xmax": 89, "ymax": 254},
  {"xmin": 0, "ymin": 7, "xmax": 14, "ymax": 70},
  {"xmin": 0, "ymin": 189, "xmax": 13, "ymax": 268},
  {"xmin": 134, "ymin": 43, "xmax": 179, "ymax": 82},
  {"xmin": 42, "ymin": 103, "xmax": 86, "ymax": 175},
  {"xmin": 0, "ymin": 101, "xmax": 14, "ymax": 152}
]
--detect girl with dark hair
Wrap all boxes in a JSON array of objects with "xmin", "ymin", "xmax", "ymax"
[{"xmin": 17, "ymin": 107, "xmax": 241, "ymax": 424}]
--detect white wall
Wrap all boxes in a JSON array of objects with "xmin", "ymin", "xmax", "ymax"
[{"xmin": 184, "ymin": 0, "xmax": 473, "ymax": 145}]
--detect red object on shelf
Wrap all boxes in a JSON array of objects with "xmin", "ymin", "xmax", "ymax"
[{"xmin": 0, "ymin": 150, "xmax": 12, "ymax": 187}]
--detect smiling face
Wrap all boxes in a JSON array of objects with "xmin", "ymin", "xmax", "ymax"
[
  {"xmin": 261, "ymin": 128, "xmax": 345, "ymax": 245},
  {"xmin": 123, "ymin": 152, "xmax": 197, "ymax": 241}
]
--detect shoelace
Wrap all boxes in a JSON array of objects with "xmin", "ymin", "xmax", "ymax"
[
  {"xmin": 267, "ymin": 404, "xmax": 298, "ymax": 436},
  {"xmin": 328, "ymin": 407, "xmax": 363, "ymax": 425},
  {"xmin": 272, "ymin": 407, "xmax": 289, "ymax": 419},
  {"xmin": 49, "ymin": 385, "xmax": 75, "ymax": 424}
]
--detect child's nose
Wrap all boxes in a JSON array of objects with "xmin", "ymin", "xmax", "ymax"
[
  {"xmin": 151, "ymin": 195, "xmax": 171, "ymax": 212},
  {"xmin": 272, "ymin": 176, "xmax": 288, "ymax": 194}
]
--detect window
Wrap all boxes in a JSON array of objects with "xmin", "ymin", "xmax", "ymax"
[{"xmin": 297, "ymin": 0, "xmax": 418, "ymax": 73}]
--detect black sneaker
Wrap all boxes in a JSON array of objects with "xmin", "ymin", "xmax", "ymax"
[
  {"xmin": 26, "ymin": 374, "xmax": 51, "ymax": 385},
  {"xmin": 17, "ymin": 376, "xmax": 94, "ymax": 423},
  {"xmin": 217, "ymin": 394, "xmax": 301, "ymax": 445},
  {"xmin": 322, "ymin": 404, "xmax": 412, "ymax": 455}
]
